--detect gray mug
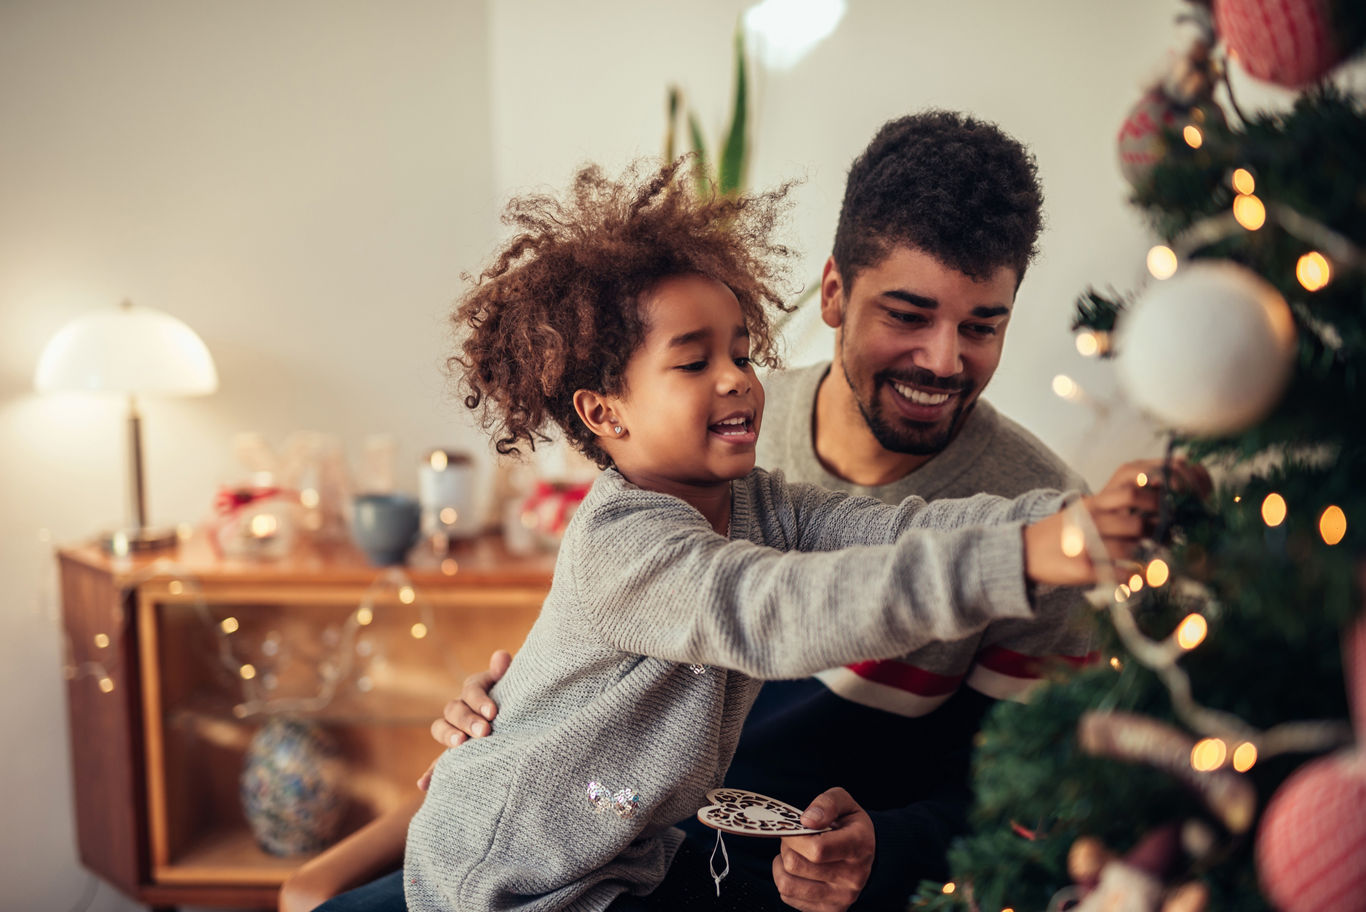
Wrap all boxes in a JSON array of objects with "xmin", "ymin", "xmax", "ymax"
[{"xmin": 352, "ymin": 493, "xmax": 420, "ymax": 565}]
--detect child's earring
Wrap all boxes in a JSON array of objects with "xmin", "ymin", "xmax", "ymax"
[{"xmin": 613, "ymin": 425, "xmax": 624, "ymax": 436}]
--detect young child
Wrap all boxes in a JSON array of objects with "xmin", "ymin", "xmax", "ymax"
[{"xmin": 331, "ymin": 160, "xmax": 1159, "ymax": 912}]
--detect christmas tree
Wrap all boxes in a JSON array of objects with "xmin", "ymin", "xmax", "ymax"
[{"xmin": 914, "ymin": 2, "xmax": 1366, "ymax": 910}]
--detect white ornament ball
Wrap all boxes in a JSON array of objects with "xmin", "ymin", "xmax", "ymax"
[{"xmin": 1116, "ymin": 261, "xmax": 1296, "ymax": 436}]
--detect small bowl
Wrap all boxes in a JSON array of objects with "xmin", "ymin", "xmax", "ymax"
[{"xmin": 351, "ymin": 493, "xmax": 420, "ymax": 566}]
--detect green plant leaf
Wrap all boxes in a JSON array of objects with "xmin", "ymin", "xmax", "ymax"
[
  {"xmin": 688, "ymin": 110, "xmax": 712, "ymax": 198},
  {"xmin": 664, "ymin": 85, "xmax": 682, "ymax": 162},
  {"xmin": 719, "ymin": 24, "xmax": 749, "ymax": 196}
]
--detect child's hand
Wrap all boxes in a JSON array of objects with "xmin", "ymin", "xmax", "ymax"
[
  {"xmin": 1024, "ymin": 459, "xmax": 1210, "ymax": 587},
  {"xmin": 429, "ymin": 649, "xmax": 511, "ymax": 749}
]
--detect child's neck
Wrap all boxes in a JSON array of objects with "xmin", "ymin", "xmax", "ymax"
[{"xmin": 619, "ymin": 472, "xmax": 733, "ymax": 536}]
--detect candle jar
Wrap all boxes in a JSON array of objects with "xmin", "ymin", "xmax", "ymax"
[{"xmin": 418, "ymin": 450, "xmax": 477, "ymax": 541}]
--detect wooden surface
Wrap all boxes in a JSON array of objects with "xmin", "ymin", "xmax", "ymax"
[{"xmin": 58, "ymin": 531, "xmax": 554, "ymax": 910}]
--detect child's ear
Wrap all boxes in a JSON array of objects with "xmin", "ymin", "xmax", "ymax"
[
  {"xmin": 572, "ymin": 389, "xmax": 624, "ymax": 439},
  {"xmin": 819, "ymin": 256, "xmax": 847, "ymax": 330}
]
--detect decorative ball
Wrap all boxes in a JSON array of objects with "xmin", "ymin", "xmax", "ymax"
[
  {"xmin": 1214, "ymin": 0, "xmax": 1348, "ymax": 87},
  {"xmin": 1118, "ymin": 90, "xmax": 1180, "ymax": 190},
  {"xmin": 240, "ymin": 717, "xmax": 347, "ymax": 855},
  {"xmin": 1256, "ymin": 749, "xmax": 1366, "ymax": 912},
  {"xmin": 1116, "ymin": 261, "xmax": 1296, "ymax": 436}
]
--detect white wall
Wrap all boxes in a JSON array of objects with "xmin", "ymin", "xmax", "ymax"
[
  {"xmin": 0, "ymin": 2, "xmax": 493, "ymax": 909},
  {"xmin": 2, "ymin": 1, "xmax": 1313, "ymax": 909}
]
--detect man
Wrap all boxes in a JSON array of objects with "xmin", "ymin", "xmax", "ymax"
[{"xmin": 433, "ymin": 111, "xmax": 1092, "ymax": 911}]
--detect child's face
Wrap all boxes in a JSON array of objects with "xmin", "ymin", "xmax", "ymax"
[{"xmin": 608, "ymin": 274, "xmax": 764, "ymax": 494}]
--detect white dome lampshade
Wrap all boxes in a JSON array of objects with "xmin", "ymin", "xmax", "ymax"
[
  {"xmin": 35, "ymin": 299, "xmax": 218, "ymax": 396},
  {"xmin": 34, "ymin": 299, "xmax": 219, "ymax": 553}
]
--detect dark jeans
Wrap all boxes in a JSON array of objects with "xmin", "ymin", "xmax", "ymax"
[{"xmin": 314, "ymin": 834, "xmax": 783, "ymax": 912}]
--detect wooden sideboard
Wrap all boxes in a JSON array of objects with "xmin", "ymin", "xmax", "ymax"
[{"xmin": 57, "ymin": 534, "xmax": 553, "ymax": 911}]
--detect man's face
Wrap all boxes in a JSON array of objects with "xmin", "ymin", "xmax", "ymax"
[{"xmin": 822, "ymin": 245, "xmax": 1017, "ymax": 455}]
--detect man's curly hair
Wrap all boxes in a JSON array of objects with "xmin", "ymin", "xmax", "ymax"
[
  {"xmin": 832, "ymin": 110, "xmax": 1043, "ymax": 286},
  {"xmin": 451, "ymin": 158, "xmax": 794, "ymax": 469}
]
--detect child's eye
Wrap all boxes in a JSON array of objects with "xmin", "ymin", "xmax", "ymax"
[
  {"xmin": 734, "ymin": 356, "xmax": 751, "ymax": 368},
  {"xmin": 677, "ymin": 361, "xmax": 707, "ymax": 372}
]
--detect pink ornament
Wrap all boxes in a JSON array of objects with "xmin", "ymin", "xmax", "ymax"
[
  {"xmin": 1256, "ymin": 749, "xmax": 1366, "ymax": 911},
  {"xmin": 1215, "ymin": 0, "xmax": 1346, "ymax": 87},
  {"xmin": 1117, "ymin": 90, "xmax": 1181, "ymax": 190}
]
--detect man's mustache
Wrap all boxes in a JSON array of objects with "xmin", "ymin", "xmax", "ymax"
[{"xmin": 878, "ymin": 368, "xmax": 972, "ymax": 394}]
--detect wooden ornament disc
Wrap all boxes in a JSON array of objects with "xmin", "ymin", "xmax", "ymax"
[{"xmin": 696, "ymin": 787, "xmax": 831, "ymax": 837}]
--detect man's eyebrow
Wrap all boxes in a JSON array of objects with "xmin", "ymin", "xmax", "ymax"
[
  {"xmin": 971, "ymin": 305, "xmax": 1011, "ymax": 319},
  {"xmin": 884, "ymin": 290, "xmax": 938, "ymax": 309}
]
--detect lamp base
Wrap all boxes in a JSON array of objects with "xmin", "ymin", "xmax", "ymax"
[{"xmin": 100, "ymin": 526, "xmax": 179, "ymax": 555}]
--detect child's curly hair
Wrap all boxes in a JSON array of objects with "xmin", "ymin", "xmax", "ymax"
[{"xmin": 451, "ymin": 158, "xmax": 794, "ymax": 468}]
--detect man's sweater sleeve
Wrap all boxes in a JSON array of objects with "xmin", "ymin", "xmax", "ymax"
[{"xmin": 569, "ymin": 480, "xmax": 1069, "ymax": 679}]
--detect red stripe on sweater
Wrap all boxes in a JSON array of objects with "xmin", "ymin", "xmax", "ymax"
[
  {"xmin": 976, "ymin": 646, "xmax": 1100, "ymax": 679},
  {"xmin": 844, "ymin": 660, "xmax": 964, "ymax": 696}
]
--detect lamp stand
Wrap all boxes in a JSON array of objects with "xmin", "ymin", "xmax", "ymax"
[{"xmin": 99, "ymin": 394, "xmax": 177, "ymax": 554}]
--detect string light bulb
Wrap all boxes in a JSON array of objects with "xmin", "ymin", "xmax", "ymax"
[
  {"xmin": 439, "ymin": 507, "xmax": 458, "ymax": 525},
  {"xmin": 1319, "ymin": 505, "xmax": 1347, "ymax": 546},
  {"xmin": 240, "ymin": 663, "xmax": 257, "ymax": 680},
  {"xmin": 98, "ymin": 676, "xmax": 116, "ymax": 693},
  {"xmin": 1296, "ymin": 251, "xmax": 1331, "ymax": 292},
  {"xmin": 1261, "ymin": 493, "xmax": 1287, "ymax": 527},
  {"xmin": 1052, "ymin": 374, "xmax": 1081, "ymax": 401},
  {"xmin": 1176, "ymin": 613, "xmax": 1208, "ymax": 650},
  {"xmin": 1128, "ymin": 573, "xmax": 1144, "ymax": 592},
  {"xmin": 1231, "ymin": 168, "xmax": 1256, "ymax": 195},
  {"xmin": 356, "ymin": 606, "xmax": 374, "ymax": 626},
  {"xmin": 429, "ymin": 450, "xmax": 449, "ymax": 471},
  {"xmin": 1061, "ymin": 523, "xmax": 1085, "ymax": 558},
  {"xmin": 441, "ymin": 558, "xmax": 459, "ymax": 576},
  {"xmin": 1075, "ymin": 331, "xmax": 1101, "ymax": 357},
  {"xmin": 168, "ymin": 581, "xmax": 184, "ymax": 596},
  {"xmin": 93, "ymin": 633, "xmax": 110, "ymax": 649},
  {"xmin": 1145, "ymin": 558, "xmax": 1170, "ymax": 588},
  {"xmin": 1110, "ymin": 656, "xmax": 1124, "ymax": 671},
  {"xmin": 1191, "ymin": 737, "xmax": 1227, "ymax": 771},
  {"xmin": 1182, "ymin": 124, "xmax": 1204, "ymax": 148},
  {"xmin": 1233, "ymin": 194, "xmax": 1267, "ymax": 231},
  {"xmin": 1146, "ymin": 245, "xmax": 1179, "ymax": 280},
  {"xmin": 942, "ymin": 883, "xmax": 956, "ymax": 895},
  {"xmin": 398, "ymin": 585, "xmax": 416, "ymax": 605},
  {"xmin": 411, "ymin": 622, "xmax": 429, "ymax": 639},
  {"xmin": 220, "ymin": 616, "xmax": 240, "ymax": 634},
  {"xmin": 1233, "ymin": 742, "xmax": 1258, "ymax": 772}
]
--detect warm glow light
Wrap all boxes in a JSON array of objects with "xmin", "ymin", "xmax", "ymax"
[
  {"xmin": 168, "ymin": 580, "xmax": 184, "ymax": 596},
  {"xmin": 356, "ymin": 606, "xmax": 374, "ymax": 626},
  {"xmin": 1145, "ymin": 558, "xmax": 1170, "ymax": 588},
  {"xmin": 1183, "ymin": 124, "xmax": 1203, "ymax": 148},
  {"xmin": 1262, "ymin": 493, "xmax": 1287, "ymax": 527},
  {"xmin": 1109, "ymin": 656, "xmax": 1124, "ymax": 671},
  {"xmin": 441, "ymin": 558, "xmax": 459, "ymax": 576},
  {"xmin": 1114, "ymin": 584, "xmax": 1132, "ymax": 602},
  {"xmin": 1233, "ymin": 742, "xmax": 1258, "ymax": 772},
  {"xmin": 1233, "ymin": 194, "xmax": 1267, "ymax": 230},
  {"xmin": 1136, "ymin": 472, "xmax": 1149, "ymax": 488},
  {"xmin": 430, "ymin": 450, "xmax": 449, "ymax": 471},
  {"xmin": 1061, "ymin": 524, "xmax": 1085, "ymax": 558},
  {"xmin": 1319, "ymin": 505, "xmax": 1347, "ymax": 546},
  {"xmin": 942, "ymin": 883, "xmax": 956, "ymax": 895},
  {"xmin": 1231, "ymin": 168, "xmax": 1256, "ymax": 195},
  {"xmin": 440, "ymin": 507, "xmax": 458, "ymax": 525},
  {"xmin": 1296, "ymin": 251, "xmax": 1332, "ymax": 292},
  {"xmin": 240, "ymin": 663, "xmax": 257, "ymax": 680},
  {"xmin": 98, "ymin": 676, "xmax": 115, "ymax": 693},
  {"xmin": 1233, "ymin": 495, "xmax": 1242, "ymax": 503},
  {"xmin": 93, "ymin": 633, "xmax": 110, "ymax": 649},
  {"xmin": 1075, "ymin": 332, "xmax": 1100, "ymax": 357},
  {"xmin": 1128, "ymin": 573, "xmax": 1144, "ymax": 592},
  {"xmin": 1146, "ymin": 245, "xmax": 1179, "ymax": 280},
  {"xmin": 1052, "ymin": 374, "xmax": 1080, "ymax": 401},
  {"xmin": 398, "ymin": 586, "xmax": 416, "ymax": 605},
  {"xmin": 1191, "ymin": 737, "xmax": 1227, "ymax": 771},
  {"xmin": 300, "ymin": 488, "xmax": 321, "ymax": 509},
  {"xmin": 220, "ymin": 616, "xmax": 240, "ymax": 634},
  {"xmin": 410, "ymin": 622, "xmax": 429, "ymax": 639},
  {"xmin": 1176, "ymin": 613, "xmax": 1208, "ymax": 650},
  {"xmin": 249, "ymin": 512, "xmax": 278, "ymax": 538}
]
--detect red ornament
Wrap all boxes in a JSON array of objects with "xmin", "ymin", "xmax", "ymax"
[
  {"xmin": 1214, "ymin": 0, "xmax": 1347, "ymax": 87},
  {"xmin": 1256, "ymin": 749, "xmax": 1366, "ymax": 911}
]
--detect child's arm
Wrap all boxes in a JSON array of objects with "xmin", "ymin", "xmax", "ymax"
[{"xmin": 571, "ymin": 482, "xmax": 1051, "ymax": 680}]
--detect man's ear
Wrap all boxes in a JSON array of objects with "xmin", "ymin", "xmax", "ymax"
[
  {"xmin": 819, "ymin": 256, "xmax": 847, "ymax": 330},
  {"xmin": 573, "ymin": 389, "xmax": 621, "ymax": 439}
]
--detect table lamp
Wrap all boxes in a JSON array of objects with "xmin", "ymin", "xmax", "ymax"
[{"xmin": 35, "ymin": 299, "xmax": 219, "ymax": 553}]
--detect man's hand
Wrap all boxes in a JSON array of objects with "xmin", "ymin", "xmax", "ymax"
[
  {"xmin": 771, "ymin": 788, "xmax": 875, "ymax": 912},
  {"xmin": 416, "ymin": 649, "xmax": 510, "ymax": 791}
]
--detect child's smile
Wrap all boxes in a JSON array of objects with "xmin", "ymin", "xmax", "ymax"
[{"xmin": 599, "ymin": 273, "xmax": 765, "ymax": 523}]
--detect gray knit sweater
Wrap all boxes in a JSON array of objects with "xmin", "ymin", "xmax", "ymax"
[{"xmin": 404, "ymin": 466, "xmax": 1069, "ymax": 912}]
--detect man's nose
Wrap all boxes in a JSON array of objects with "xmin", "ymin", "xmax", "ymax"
[{"xmin": 913, "ymin": 327, "xmax": 962, "ymax": 378}]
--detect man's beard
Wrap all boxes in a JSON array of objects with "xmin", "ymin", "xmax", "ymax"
[{"xmin": 844, "ymin": 362, "xmax": 974, "ymax": 456}]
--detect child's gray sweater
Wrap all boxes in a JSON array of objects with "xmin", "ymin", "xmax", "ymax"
[{"xmin": 404, "ymin": 466, "xmax": 1071, "ymax": 912}]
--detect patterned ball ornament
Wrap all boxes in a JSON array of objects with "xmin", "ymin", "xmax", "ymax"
[
  {"xmin": 1116, "ymin": 261, "xmax": 1297, "ymax": 436},
  {"xmin": 1118, "ymin": 90, "xmax": 1181, "ymax": 190},
  {"xmin": 1214, "ymin": 0, "xmax": 1349, "ymax": 87},
  {"xmin": 1256, "ymin": 750, "xmax": 1366, "ymax": 911},
  {"xmin": 240, "ymin": 717, "xmax": 347, "ymax": 855}
]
